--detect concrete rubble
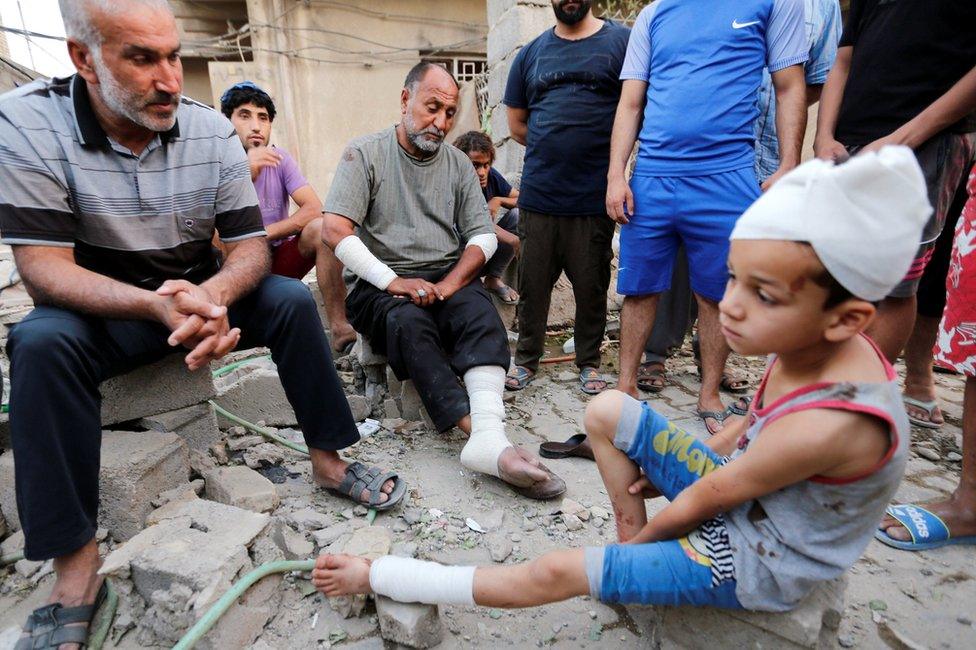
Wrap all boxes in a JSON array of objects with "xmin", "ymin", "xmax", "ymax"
[
  {"xmin": 214, "ymin": 362, "xmax": 297, "ymax": 427},
  {"xmin": 375, "ymin": 596, "xmax": 444, "ymax": 649},
  {"xmin": 330, "ymin": 526, "xmax": 392, "ymax": 619},
  {"xmin": 204, "ymin": 465, "xmax": 279, "ymax": 513}
]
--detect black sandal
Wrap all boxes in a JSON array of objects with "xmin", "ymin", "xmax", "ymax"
[
  {"xmin": 15, "ymin": 583, "xmax": 108, "ymax": 649},
  {"xmin": 329, "ymin": 461, "xmax": 407, "ymax": 511}
]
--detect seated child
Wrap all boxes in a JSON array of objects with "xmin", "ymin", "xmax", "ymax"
[
  {"xmin": 453, "ymin": 130, "xmax": 521, "ymax": 304},
  {"xmin": 311, "ymin": 147, "xmax": 931, "ymax": 612}
]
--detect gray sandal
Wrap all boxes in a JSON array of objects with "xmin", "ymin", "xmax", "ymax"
[
  {"xmin": 330, "ymin": 461, "xmax": 407, "ymax": 511},
  {"xmin": 15, "ymin": 583, "xmax": 107, "ymax": 649}
]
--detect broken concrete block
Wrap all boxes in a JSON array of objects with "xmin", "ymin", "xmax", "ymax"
[
  {"xmin": 243, "ymin": 443, "xmax": 286, "ymax": 469},
  {"xmin": 100, "ymin": 430, "xmax": 190, "ymax": 541},
  {"xmin": 139, "ymin": 403, "xmax": 222, "ymax": 453},
  {"xmin": 1, "ymin": 529, "xmax": 24, "ymax": 556},
  {"xmin": 331, "ymin": 526, "xmax": 392, "ymax": 618},
  {"xmin": 188, "ymin": 449, "xmax": 217, "ymax": 476},
  {"xmin": 204, "ymin": 466, "xmax": 279, "ymax": 513},
  {"xmin": 101, "ymin": 499, "xmax": 273, "ymax": 649},
  {"xmin": 347, "ymin": 394, "xmax": 371, "ymax": 422},
  {"xmin": 399, "ymin": 380, "xmax": 425, "ymax": 421},
  {"xmin": 0, "ymin": 504, "xmax": 6, "ymax": 540},
  {"xmin": 214, "ymin": 367, "xmax": 297, "ymax": 427},
  {"xmin": 287, "ymin": 507, "xmax": 332, "ymax": 532},
  {"xmin": 101, "ymin": 356, "xmax": 216, "ymax": 426},
  {"xmin": 375, "ymin": 597, "xmax": 444, "ymax": 649},
  {"xmin": 227, "ymin": 435, "xmax": 264, "ymax": 451},
  {"xmin": 151, "ymin": 480, "xmax": 204, "ymax": 508},
  {"xmin": 270, "ymin": 519, "xmax": 314, "ymax": 560},
  {"xmin": 630, "ymin": 576, "xmax": 847, "ymax": 649},
  {"xmin": 0, "ymin": 451, "xmax": 17, "ymax": 531}
]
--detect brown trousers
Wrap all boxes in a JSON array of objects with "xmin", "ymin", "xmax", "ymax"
[{"xmin": 515, "ymin": 208, "xmax": 615, "ymax": 372}]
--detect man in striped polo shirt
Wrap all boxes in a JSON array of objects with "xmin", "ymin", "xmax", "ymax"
[{"xmin": 0, "ymin": 1, "xmax": 401, "ymax": 640}]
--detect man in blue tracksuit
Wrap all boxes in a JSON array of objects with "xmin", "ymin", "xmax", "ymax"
[{"xmin": 607, "ymin": 0, "xmax": 808, "ymax": 434}]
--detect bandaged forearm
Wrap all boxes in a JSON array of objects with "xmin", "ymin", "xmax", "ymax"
[
  {"xmin": 460, "ymin": 366, "xmax": 513, "ymax": 477},
  {"xmin": 369, "ymin": 556, "xmax": 476, "ymax": 605},
  {"xmin": 334, "ymin": 235, "xmax": 397, "ymax": 290},
  {"xmin": 466, "ymin": 233, "xmax": 498, "ymax": 263}
]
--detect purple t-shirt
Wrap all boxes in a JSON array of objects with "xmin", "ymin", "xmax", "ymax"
[{"xmin": 254, "ymin": 147, "xmax": 308, "ymax": 244}]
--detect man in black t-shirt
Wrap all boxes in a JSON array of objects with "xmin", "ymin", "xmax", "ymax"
[
  {"xmin": 814, "ymin": 0, "xmax": 976, "ymax": 364},
  {"xmin": 503, "ymin": 0, "xmax": 630, "ymax": 395}
]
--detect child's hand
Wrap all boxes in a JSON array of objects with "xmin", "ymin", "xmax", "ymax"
[{"xmin": 628, "ymin": 475, "xmax": 661, "ymax": 499}]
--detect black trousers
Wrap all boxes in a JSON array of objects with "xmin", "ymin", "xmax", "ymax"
[
  {"xmin": 346, "ymin": 272, "xmax": 510, "ymax": 432},
  {"xmin": 7, "ymin": 275, "xmax": 359, "ymax": 561},
  {"xmin": 514, "ymin": 209, "xmax": 615, "ymax": 372}
]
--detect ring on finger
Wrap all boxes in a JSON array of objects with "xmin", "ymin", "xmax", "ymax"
[{"xmin": 417, "ymin": 289, "xmax": 427, "ymax": 298}]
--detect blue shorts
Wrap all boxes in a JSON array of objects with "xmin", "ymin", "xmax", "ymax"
[
  {"xmin": 585, "ymin": 396, "xmax": 741, "ymax": 608},
  {"xmin": 617, "ymin": 168, "xmax": 759, "ymax": 301}
]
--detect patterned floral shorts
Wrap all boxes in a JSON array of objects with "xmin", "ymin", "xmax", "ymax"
[{"xmin": 935, "ymin": 164, "xmax": 976, "ymax": 377}]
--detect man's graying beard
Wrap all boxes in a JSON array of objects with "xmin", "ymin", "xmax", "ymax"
[
  {"xmin": 94, "ymin": 53, "xmax": 179, "ymax": 132},
  {"xmin": 552, "ymin": 0, "xmax": 592, "ymax": 25},
  {"xmin": 403, "ymin": 110, "xmax": 445, "ymax": 155}
]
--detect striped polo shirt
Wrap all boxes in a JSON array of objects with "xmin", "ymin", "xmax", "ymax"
[{"xmin": 0, "ymin": 74, "xmax": 265, "ymax": 290}]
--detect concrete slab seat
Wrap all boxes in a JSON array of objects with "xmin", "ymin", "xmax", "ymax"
[{"xmin": 627, "ymin": 577, "xmax": 847, "ymax": 649}]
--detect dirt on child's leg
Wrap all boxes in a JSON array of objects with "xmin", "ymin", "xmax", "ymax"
[
  {"xmin": 473, "ymin": 548, "xmax": 591, "ymax": 608},
  {"xmin": 586, "ymin": 391, "xmax": 647, "ymax": 541}
]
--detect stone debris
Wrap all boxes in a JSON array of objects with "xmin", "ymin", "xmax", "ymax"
[
  {"xmin": 243, "ymin": 443, "xmax": 287, "ymax": 469},
  {"xmin": 151, "ymin": 480, "xmax": 205, "ymax": 508},
  {"xmin": 589, "ymin": 505, "xmax": 610, "ymax": 520},
  {"xmin": 139, "ymin": 402, "xmax": 222, "ymax": 453},
  {"xmin": 188, "ymin": 448, "xmax": 217, "ymax": 476},
  {"xmin": 487, "ymin": 535, "xmax": 513, "ymax": 563},
  {"xmin": 915, "ymin": 447, "xmax": 941, "ymax": 462},
  {"xmin": 562, "ymin": 513, "xmax": 583, "ymax": 532},
  {"xmin": 100, "ymin": 356, "xmax": 217, "ymax": 426},
  {"xmin": 227, "ymin": 435, "xmax": 264, "ymax": 451},
  {"xmin": 100, "ymin": 499, "xmax": 272, "ymax": 649},
  {"xmin": 558, "ymin": 497, "xmax": 589, "ymax": 521},
  {"xmin": 946, "ymin": 451, "xmax": 962, "ymax": 462},
  {"xmin": 347, "ymin": 394, "xmax": 371, "ymax": 422},
  {"xmin": 270, "ymin": 519, "xmax": 314, "ymax": 560},
  {"xmin": 98, "ymin": 430, "xmax": 190, "ymax": 541},
  {"xmin": 204, "ymin": 466, "xmax": 280, "ymax": 513},
  {"xmin": 14, "ymin": 558, "xmax": 41, "ymax": 578},
  {"xmin": 1, "ymin": 530, "xmax": 24, "ymax": 556},
  {"xmin": 312, "ymin": 523, "xmax": 350, "ymax": 549},
  {"xmin": 375, "ymin": 597, "xmax": 444, "ymax": 649},
  {"xmin": 330, "ymin": 526, "xmax": 392, "ymax": 619},
  {"xmin": 214, "ymin": 366, "xmax": 297, "ymax": 427},
  {"xmin": 287, "ymin": 507, "xmax": 332, "ymax": 532},
  {"xmin": 0, "ymin": 505, "xmax": 6, "ymax": 540}
]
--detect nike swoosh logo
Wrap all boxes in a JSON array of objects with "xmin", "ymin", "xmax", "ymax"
[{"xmin": 732, "ymin": 19, "xmax": 760, "ymax": 29}]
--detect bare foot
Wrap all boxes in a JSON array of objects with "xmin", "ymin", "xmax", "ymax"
[
  {"xmin": 879, "ymin": 492, "xmax": 976, "ymax": 542},
  {"xmin": 497, "ymin": 446, "xmax": 550, "ymax": 488},
  {"xmin": 310, "ymin": 449, "xmax": 395, "ymax": 505},
  {"xmin": 18, "ymin": 541, "xmax": 103, "ymax": 650},
  {"xmin": 330, "ymin": 325, "xmax": 357, "ymax": 354},
  {"xmin": 697, "ymin": 395, "xmax": 727, "ymax": 435},
  {"xmin": 312, "ymin": 554, "xmax": 373, "ymax": 597}
]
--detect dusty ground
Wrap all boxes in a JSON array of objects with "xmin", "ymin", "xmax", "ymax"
[{"xmin": 1, "ymin": 335, "xmax": 974, "ymax": 649}]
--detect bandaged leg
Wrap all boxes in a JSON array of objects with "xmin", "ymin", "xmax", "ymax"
[
  {"xmin": 370, "ymin": 556, "xmax": 476, "ymax": 605},
  {"xmin": 460, "ymin": 365, "xmax": 513, "ymax": 477}
]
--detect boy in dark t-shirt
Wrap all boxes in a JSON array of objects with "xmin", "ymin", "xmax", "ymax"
[{"xmin": 454, "ymin": 131, "xmax": 521, "ymax": 304}]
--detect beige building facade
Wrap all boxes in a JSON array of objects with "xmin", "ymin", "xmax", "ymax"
[{"xmin": 177, "ymin": 1, "xmax": 488, "ymax": 197}]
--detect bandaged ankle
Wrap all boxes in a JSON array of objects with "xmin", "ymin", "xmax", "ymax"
[
  {"xmin": 334, "ymin": 235, "xmax": 397, "ymax": 290},
  {"xmin": 369, "ymin": 556, "xmax": 476, "ymax": 605},
  {"xmin": 460, "ymin": 366, "xmax": 512, "ymax": 478}
]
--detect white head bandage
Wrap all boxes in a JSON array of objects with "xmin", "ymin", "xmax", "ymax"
[
  {"xmin": 460, "ymin": 366, "xmax": 512, "ymax": 478},
  {"xmin": 731, "ymin": 146, "xmax": 932, "ymax": 302},
  {"xmin": 334, "ymin": 235, "xmax": 397, "ymax": 290}
]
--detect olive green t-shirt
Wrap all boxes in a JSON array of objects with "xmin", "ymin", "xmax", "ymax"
[{"xmin": 324, "ymin": 127, "xmax": 493, "ymax": 282}]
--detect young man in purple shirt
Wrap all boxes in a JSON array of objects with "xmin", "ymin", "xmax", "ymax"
[{"xmin": 221, "ymin": 82, "xmax": 356, "ymax": 352}]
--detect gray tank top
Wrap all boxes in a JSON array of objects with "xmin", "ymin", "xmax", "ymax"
[{"xmin": 724, "ymin": 348, "xmax": 909, "ymax": 611}]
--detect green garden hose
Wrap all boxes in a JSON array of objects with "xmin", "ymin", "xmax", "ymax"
[
  {"xmin": 171, "ymin": 560, "xmax": 315, "ymax": 650},
  {"xmin": 211, "ymin": 354, "xmax": 273, "ymax": 378},
  {"xmin": 207, "ymin": 400, "xmax": 310, "ymax": 455}
]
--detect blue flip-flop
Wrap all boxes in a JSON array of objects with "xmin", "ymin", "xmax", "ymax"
[{"xmin": 874, "ymin": 504, "xmax": 976, "ymax": 551}]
